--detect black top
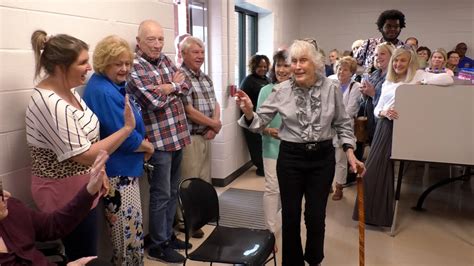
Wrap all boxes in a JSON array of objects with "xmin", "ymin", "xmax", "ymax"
[{"xmin": 240, "ymin": 73, "xmax": 270, "ymax": 111}]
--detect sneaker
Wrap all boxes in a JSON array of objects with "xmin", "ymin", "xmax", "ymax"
[
  {"xmin": 147, "ymin": 245, "xmax": 185, "ymax": 263},
  {"xmin": 169, "ymin": 235, "xmax": 192, "ymax": 250}
]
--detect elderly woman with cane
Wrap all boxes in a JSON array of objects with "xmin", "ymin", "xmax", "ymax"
[{"xmin": 236, "ymin": 39, "xmax": 365, "ymax": 266}]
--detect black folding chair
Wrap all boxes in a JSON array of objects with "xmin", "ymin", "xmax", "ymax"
[
  {"xmin": 36, "ymin": 241, "xmax": 67, "ymax": 266},
  {"xmin": 179, "ymin": 178, "xmax": 277, "ymax": 266}
]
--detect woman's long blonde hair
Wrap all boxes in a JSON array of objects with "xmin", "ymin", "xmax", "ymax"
[{"xmin": 386, "ymin": 45, "xmax": 419, "ymax": 83}]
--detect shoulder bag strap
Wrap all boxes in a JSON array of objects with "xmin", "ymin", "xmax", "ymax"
[{"xmin": 362, "ymin": 39, "xmax": 371, "ymax": 64}]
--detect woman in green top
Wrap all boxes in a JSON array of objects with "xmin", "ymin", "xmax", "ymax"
[{"xmin": 256, "ymin": 50, "xmax": 291, "ymax": 237}]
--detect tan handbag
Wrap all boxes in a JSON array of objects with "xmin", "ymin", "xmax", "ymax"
[
  {"xmin": 354, "ymin": 116, "xmax": 368, "ymax": 143},
  {"xmin": 348, "ymin": 82, "xmax": 369, "ymax": 144}
]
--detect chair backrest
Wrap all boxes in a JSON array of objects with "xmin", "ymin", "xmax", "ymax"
[{"xmin": 179, "ymin": 178, "xmax": 219, "ymax": 237}]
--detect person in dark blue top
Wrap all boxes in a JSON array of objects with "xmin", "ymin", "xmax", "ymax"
[
  {"xmin": 83, "ymin": 35, "xmax": 154, "ymax": 265},
  {"xmin": 455, "ymin": 42, "xmax": 473, "ymax": 69}
]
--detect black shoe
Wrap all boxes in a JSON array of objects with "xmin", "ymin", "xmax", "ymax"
[
  {"xmin": 143, "ymin": 234, "xmax": 151, "ymax": 249},
  {"xmin": 169, "ymin": 235, "xmax": 192, "ymax": 250},
  {"xmin": 177, "ymin": 223, "xmax": 186, "ymax": 233},
  {"xmin": 177, "ymin": 223, "xmax": 204, "ymax": 239},
  {"xmin": 191, "ymin": 228, "xmax": 204, "ymax": 238},
  {"xmin": 256, "ymin": 168, "xmax": 265, "ymax": 176},
  {"xmin": 147, "ymin": 245, "xmax": 185, "ymax": 263}
]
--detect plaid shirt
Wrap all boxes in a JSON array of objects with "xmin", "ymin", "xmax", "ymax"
[
  {"xmin": 180, "ymin": 64, "xmax": 217, "ymax": 135},
  {"xmin": 126, "ymin": 46, "xmax": 191, "ymax": 151},
  {"xmin": 355, "ymin": 37, "xmax": 404, "ymax": 69}
]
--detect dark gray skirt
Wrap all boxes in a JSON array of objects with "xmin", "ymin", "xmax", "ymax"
[{"xmin": 353, "ymin": 118, "xmax": 394, "ymax": 227}]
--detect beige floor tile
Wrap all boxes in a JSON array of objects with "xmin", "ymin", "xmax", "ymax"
[{"xmin": 145, "ymin": 165, "xmax": 474, "ymax": 265}]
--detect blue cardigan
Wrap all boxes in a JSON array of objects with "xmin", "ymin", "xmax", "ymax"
[{"xmin": 84, "ymin": 73, "xmax": 146, "ymax": 177}]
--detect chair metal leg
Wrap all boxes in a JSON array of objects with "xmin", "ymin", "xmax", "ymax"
[
  {"xmin": 390, "ymin": 200, "xmax": 399, "ymax": 237},
  {"xmin": 263, "ymin": 251, "xmax": 277, "ymax": 266}
]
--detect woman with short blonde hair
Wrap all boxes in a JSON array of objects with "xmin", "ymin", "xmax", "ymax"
[
  {"xmin": 426, "ymin": 48, "xmax": 454, "ymax": 76},
  {"xmin": 335, "ymin": 56, "xmax": 358, "ymax": 74},
  {"xmin": 331, "ymin": 55, "xmax": 361, "ymax": 200},
  {"xmin": 93, "ymin": 35, "xmax": 133, "ymax": 74},
  {"xmin": 84, "ymin": 35, "xmax": 153, "ymax": 265},
  {"xmin": 358, "ymin": 42, "xmax": 395, "ymax": 146}
]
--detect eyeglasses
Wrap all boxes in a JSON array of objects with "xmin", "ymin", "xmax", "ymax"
[
  {"xmin": 300, "ymin": 38, "xmax": 320, "ymax": 51},
  {"xmin": 399, "ymin": 44, "xmax": 415, "ymax": 52}
]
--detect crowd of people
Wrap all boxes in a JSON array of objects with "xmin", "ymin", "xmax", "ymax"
[
  {"xmin": 236, "ymin": 9, "xmax": 457, "ymax": 266},
  {"xmin": 0, "ymin": 6, "xmax": 466, "ymax": 266},
  {"xmin": 2, "ymin": 18, "xmax": 222, "ymax": 265}
]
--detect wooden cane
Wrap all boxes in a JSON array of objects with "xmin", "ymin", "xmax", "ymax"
[{"xmin": 357, "ymin": 171, "xmax": 365, "ymax": 266}]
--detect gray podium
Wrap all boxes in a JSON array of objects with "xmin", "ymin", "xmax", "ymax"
[{"xmin": 390, "ymin": 84, "xmax": 473, "ymax": 235}]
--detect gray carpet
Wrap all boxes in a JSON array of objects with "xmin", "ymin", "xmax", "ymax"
[{"xmin": 218, "ymin": 188, "xmax": 266, "ymax": 229}]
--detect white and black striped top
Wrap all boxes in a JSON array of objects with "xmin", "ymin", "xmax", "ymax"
[{"xmin": 26, "ymin": 88, "xmax": 100, "ymax": 163}]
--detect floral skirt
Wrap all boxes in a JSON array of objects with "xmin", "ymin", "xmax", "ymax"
[{"xmin": 104, "ymin": 176, "xmax": 144, "ymax": 265}]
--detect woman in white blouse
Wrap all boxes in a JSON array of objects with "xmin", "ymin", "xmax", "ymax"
[{"xmin": 353, "ymin": 45, "xmax": 453, "ymax": 227}]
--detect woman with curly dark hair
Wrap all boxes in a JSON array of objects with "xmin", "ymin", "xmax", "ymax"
[{"xmin": 240, "ymin": 54, "xmax": 271, "ymax": 176}]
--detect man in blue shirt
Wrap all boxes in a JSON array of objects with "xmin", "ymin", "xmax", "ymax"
[{"xmin": 455, "ymin": 42, "xmax": 473, "ymax": 69}]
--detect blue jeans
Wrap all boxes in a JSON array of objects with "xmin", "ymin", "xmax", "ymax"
[{"xmin": 148, "ymin": 150, "xmax": 183, "ymax": 247}]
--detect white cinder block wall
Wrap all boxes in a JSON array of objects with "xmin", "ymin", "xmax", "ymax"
[
  {"xmin": 0, "ymin": 0, "xmax": 179, "ymax": 206},
  {"xmin": 0, "ymin": 0, "xmax": 298, "ymax": 204},
  {"xmin": 297, "ymin": 0, "xmax": 474, "ymax": 62},
  {"xmin": 208, "ymin": 0, "xmax": 300, "ymax": 182}
]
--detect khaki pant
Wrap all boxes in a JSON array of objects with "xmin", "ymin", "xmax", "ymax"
[
  {"xmin": 180, "ymin": 135, "xmax": 211, "ymax": 183},
  {"xmin": 177, "ymin": 135, "xmax": 211, "ymax": 224}
]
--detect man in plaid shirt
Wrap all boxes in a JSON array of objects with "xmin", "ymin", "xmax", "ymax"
[
  {"xmin": 176, "ymin": 36, "xmax": 222, "ymax": 238},
  {"xmin": 126, "ymin": 19, "xmax": 191, "ymax": 263}
]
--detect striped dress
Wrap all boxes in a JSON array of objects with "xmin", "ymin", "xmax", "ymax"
[{"xmin": 25, "ymin": 87, "xmax": 99, "ymax": 212}]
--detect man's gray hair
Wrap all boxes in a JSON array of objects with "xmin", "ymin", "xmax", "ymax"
[{"xmin": 180, "ymin": 36, "xmax": 204, "ymax": 54}]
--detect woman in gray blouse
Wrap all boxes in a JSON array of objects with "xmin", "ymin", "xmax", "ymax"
[{"xmin": 236, "ymin": 39, "xmax": 365, "ymax": 266}]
